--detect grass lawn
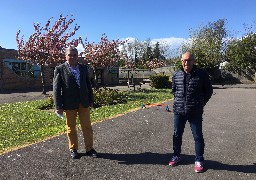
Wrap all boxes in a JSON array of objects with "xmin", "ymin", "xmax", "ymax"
[{"xmin": 0, "ymin": 89, "xmax": 173, "ymax": 154}]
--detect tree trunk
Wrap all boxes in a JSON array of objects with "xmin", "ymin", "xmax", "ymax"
[
  {"xmin": 93, "ymin": 69, "xmax": 99, "ymax": 89},
  {"xmin": 41, "ymin": 64, "xmax": 47, "ymax": 94}
]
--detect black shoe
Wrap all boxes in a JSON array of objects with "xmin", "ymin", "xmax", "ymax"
[
  {"xmin": 86, "ymin": 149, "xmax": 98, "ymax": 158},
  {"xmin": 70, "ymin": 149, "xmax": 78, "ymax": 159}
]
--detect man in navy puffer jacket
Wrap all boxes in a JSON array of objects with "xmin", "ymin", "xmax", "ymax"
[{"xmin": 168, "ymin": 52, "xmax": 213, "ymax": 173}]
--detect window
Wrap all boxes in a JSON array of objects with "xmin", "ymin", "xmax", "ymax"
[{"xmin": 4, "ymin": 59, "xmax": 41, "ymax": 79}]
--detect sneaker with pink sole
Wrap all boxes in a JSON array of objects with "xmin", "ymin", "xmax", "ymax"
[
  {"xmin": 168, "ymin": 156, "xmax": 180, "ymax": 166},
  {"xmin": 194, "ymin": 161, "xmax": 204, "ymax": 173}
]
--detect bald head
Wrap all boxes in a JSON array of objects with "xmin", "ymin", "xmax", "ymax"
[
  {"xmin": 181, "ymin": 52, "xmax": 195, "ymax": 73},
  {"xmin": 182, "ymin": 52, "xmax": 194, "ymax": 61}
]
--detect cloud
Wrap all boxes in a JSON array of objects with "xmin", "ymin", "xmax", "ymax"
[
  {"xmin": 151, "ymin": 37, "xmax": 186, "ymax": 57},
  {"xmin": 123, "ymin": 37, "xmax": 136, "ymax": 43},
  {"xmin": 123, "ymin": 37, "xmax": 186, "ymax": 48},
  {"xmin": 77, "ymin": 43, "xmax": 84, "ymax": 54},
  {"xmin": 151, "ymin": 37, "xmax": 186, "ymax": 48}
]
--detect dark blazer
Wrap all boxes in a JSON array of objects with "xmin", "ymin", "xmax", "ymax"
[{"xmin": 53, "ymin": 62, "xmax": 93, "ymax": 110}]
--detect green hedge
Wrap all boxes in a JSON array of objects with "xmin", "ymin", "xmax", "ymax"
[{"xmin": 149, "ymin": 74, "xmax": 172, "ymax": 89}]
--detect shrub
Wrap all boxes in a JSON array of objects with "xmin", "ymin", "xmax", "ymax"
[
  {"xmin": 149, "ymin": 74, "xmax": 172, "ymax": 89},
  {"xmin": 93, "ymin": 88, "xmax": 127, "ymax": 107},
  {"xmin": 45, "ymin": 88, "xmax": 127, "ymax": 109}
]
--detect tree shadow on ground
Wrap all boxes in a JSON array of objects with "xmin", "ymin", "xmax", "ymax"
[{"xmin": 92, "ymin": 152, "xmax": 256, "ymax": 173}]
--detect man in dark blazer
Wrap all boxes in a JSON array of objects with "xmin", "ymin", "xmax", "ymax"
[{"xmin": 53, "ymin": 46, "xmax": 97, "ymax": 159}]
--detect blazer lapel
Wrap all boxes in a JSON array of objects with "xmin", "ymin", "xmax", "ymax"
[
  {"xmin": 79, "ymin": 64, "xmax": 84, "ymax": 85},
  {"xmin": 63, "ymin": 62, "xmax": 72, "ymax": 75},
  {"xmin": 63, "ymin": 62, "xmax": 77, "ymax": 83}
]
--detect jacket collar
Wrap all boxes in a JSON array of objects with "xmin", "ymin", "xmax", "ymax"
[{"xmin": 181, "ymin": 65, "xmax": 198, "ymax": 74}]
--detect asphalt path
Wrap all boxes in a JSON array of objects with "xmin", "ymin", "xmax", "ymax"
[{"xmin": 0, "ymin": 87, "xmax": 256, "ymax": 179}]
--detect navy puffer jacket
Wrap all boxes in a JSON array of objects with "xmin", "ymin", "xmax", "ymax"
[{"xmin": 172, "ymin": 66, "xmax": 213, "ymax": 115}]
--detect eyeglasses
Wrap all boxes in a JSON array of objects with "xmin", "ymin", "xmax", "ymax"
[
  {"xmin": 182, "ymin": 59, "xmax": 194, "ymax": 63},
  {"xmin": 67, "ymin": 54, "xmax": 77, "ymax": 57}
]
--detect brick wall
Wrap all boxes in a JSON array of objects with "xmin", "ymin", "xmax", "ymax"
[
  {"xmin": 0, "ymin": 47, "xmax": 54, "ymax": 90},
  {"xmin": 0, "ymin": 48, "xmax": 17, "ymax": 59},
  {"xmin": 0, "ymin": 60, "xmax": 53, "ymax": 90}
]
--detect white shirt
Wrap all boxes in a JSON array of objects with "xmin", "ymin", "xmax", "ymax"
[{"xmin": 68, "ymin": 64, "xmax": 80, "ymax": 87}]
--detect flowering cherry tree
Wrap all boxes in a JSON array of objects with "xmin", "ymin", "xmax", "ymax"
[
  {"xmin": 80, "ymin": 33, "xmax": 127, "ymax": 87},
  {"xmin": 16, "ymin": 14, "xmax": 81, "ymax": 94},
  {"xmin": 144, "ymin": 58, "xmax": 166, "ymax": 70}
]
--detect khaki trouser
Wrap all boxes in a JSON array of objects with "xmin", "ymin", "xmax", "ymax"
[{"xmin": 65, "ymin": 104, "xmax": 93, "ymax": 151}]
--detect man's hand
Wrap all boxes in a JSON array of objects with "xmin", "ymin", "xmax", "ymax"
[
  {"xmin": 55, "ymin": 109, "xmax": 64, "ymax": 119},
  {"xmin": 89, "ymin": 103, "xmax": 93, "ymax": 108}
]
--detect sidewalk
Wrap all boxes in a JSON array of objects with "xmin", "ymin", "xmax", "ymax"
[
  {"xmin": 213, "ymin": 83, "xmax": 256, "ymax": 89},
  {"xmin": 0, "ymin": 87, "xmax": 256, "ymax": 179},
  {"xmin": 0, "ymin": 88, "xmax": 50, "ymax": 104},
  {"xmin": 0, "ymin": 83, "xmax": 255, "ymax": 104}
]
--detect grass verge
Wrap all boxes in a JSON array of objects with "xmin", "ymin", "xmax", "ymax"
[{"xmin": 0, "ymin": 89, "xmax": 173, "ymax": 154}]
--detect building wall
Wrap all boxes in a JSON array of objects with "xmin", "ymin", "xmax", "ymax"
[
  {"xmin": 0, "ymin": 48, "xmax": 17, "ymax": 60},
  {"xmin": 0, "ymin": 59, "xmax": 52, "ymax": 90},
  {"xmin": 0, "ymin": 47, "xmax": 54, "ymax": 90}
]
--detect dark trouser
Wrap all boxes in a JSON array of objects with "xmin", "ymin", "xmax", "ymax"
[{"xmin": 173, "ymin": 112, "xmax": 205, "ymax": 162}]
